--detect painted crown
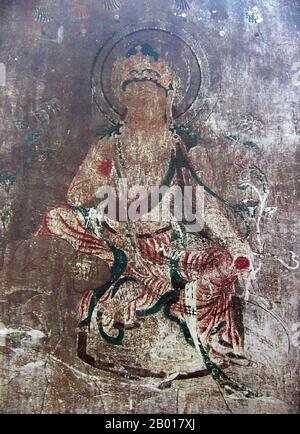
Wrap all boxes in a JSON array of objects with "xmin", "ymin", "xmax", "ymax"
[{"xmin": 121, "ymin": 45, "xmax": 173, "ymax": 92}]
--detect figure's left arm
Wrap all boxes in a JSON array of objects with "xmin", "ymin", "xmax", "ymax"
[{"xmin": 187, "ymin": 145, "xmax": 252, "ymax": 272}]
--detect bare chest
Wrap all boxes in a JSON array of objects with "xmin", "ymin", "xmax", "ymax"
[{"xmin": 114, "ymin": 136, "xmax": 174, "ymax": 189}]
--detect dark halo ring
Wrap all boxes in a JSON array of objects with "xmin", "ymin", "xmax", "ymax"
[{"xmin": 91, "ymin": 20, "xmax": 220, "ymax": 126}]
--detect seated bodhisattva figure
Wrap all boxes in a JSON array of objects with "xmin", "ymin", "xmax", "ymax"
[{"xmin": 36, "ymin": 44, "xmax": 255, "ymax": 396}]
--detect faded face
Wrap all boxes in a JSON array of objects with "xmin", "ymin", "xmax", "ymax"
[{"xmin": 120, "ymin": 80, "xmax": 168, "ymax": 121}]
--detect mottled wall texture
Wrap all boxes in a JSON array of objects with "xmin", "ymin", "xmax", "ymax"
[{"xmin": 0, "ymin": 0, "xmax": 299, "ymax": 414}]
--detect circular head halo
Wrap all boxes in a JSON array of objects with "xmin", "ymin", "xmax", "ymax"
[{"xmin": 91, "ymin": 22, "xmax": 220, "ymax": 126}]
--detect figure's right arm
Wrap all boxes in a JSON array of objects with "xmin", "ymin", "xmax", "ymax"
[{"xmin": 67, "ymin": 137, "xmax": 113, "ymax": 208}]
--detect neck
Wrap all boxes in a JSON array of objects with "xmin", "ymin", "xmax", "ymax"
[{"xmin": 124, "ymin": 112, "xmax": 168, "ymax": 133}]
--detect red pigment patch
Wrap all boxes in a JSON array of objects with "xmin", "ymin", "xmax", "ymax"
[
  {"xmin": 98, "ymin": 160, "xmax": 112, "ymax": 176},
  {"xmin": 210, "ymin": 275, "xmax": 237, "ymax": 288},
  {"xmin": 235, "ymin": 256, "xmax": 250, "ymax": 270}
]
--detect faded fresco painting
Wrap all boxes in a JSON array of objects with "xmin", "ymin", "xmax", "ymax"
[{"xmin": 0, "ymin": 0, "xmax": 299, "ymax": 414}]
